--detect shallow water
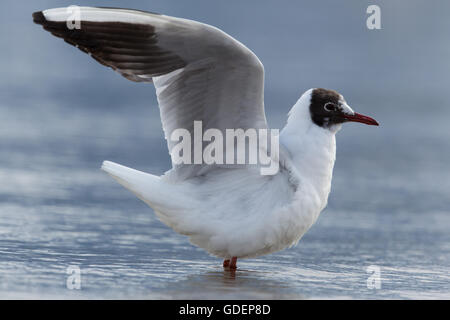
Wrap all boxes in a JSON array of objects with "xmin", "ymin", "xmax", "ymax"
[
  {"xmin": 1, "ymin": 0, "xmax": 450, "ymax": 299},
  {"xmin": 0, "ymin": 100, "xmax": 449, "ymax": 300}
]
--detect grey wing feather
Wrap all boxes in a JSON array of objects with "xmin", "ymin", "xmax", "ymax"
[{"xmin": 33, "ymin": 7, "xmax": 267, "ymax": 178}]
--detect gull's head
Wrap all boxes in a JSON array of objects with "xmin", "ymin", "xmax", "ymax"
[{"xmin": 303, "ymin": 88, "xmax": 379, "ymax": 131}]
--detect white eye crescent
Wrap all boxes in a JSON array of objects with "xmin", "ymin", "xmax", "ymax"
[{"xmin": 324, "ymin": 102, "xmax": 337, "ymax": 112}]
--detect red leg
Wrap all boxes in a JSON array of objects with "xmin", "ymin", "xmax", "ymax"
[
  {"xmin": 223, "ymin": 259, "xmax": 230, "ymax": 268},
  {"xmin": 229, "ymin": 257, "xmax": 237, "ymax": 269}
]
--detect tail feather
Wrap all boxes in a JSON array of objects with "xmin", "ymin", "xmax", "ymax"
[{"xmin": 101, "ymin": 161, "xmax": 191, "ymax": 212}]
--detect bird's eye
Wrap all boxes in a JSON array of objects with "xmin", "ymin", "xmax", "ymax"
[{"xmin": 324, "ymin": 102, "xmax": 337, "ymax": 112}]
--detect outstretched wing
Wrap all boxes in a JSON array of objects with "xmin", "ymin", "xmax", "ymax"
[{"xmin": 33, "ymin": 7, "xmax": 268, "ymax": 177}]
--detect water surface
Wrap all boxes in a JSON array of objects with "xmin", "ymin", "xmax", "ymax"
[{"xmin": 0, "ymin": 0, "xmax": 449, "ymax": 299}]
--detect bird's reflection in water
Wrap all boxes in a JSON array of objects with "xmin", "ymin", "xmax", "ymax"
[{"xmin": 162, "ymin": 267, "xmax": 304, "ymax": 299}]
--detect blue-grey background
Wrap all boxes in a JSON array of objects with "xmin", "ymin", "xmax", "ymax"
[{"xmin": 0, "ymin": 0, "xmax": 449, "ymax": 299}]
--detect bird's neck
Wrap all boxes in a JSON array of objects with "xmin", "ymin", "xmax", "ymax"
[{"xmin": 280, "ymin": 95, "xmax": 338, "ymax": 207}]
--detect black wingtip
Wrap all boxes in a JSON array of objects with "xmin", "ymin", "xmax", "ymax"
[{"xmin": 32, "ymin": 11, "xmax": 46, "ymax": 25}]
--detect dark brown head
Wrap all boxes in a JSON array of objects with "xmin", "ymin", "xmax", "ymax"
[{"xmin": 309, "ymin": 88, "xmax": 379, "ymax": 129}]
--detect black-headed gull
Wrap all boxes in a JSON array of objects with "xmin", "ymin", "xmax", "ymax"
[{"xmin": 33, "ymin": 7, "xmax": 378, "ymax": 269}]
